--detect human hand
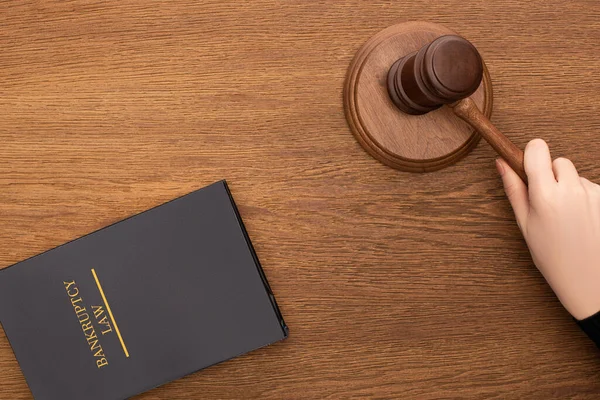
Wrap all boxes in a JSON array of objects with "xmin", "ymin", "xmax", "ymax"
[{"xmin": 496, "ymin": 139, "xmax": 600, "ymax": 320}]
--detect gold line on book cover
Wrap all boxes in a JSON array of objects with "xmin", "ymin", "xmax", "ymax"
[{"xmin": 91, "ymin": 269, "xmax": 130, "ymax": 358}]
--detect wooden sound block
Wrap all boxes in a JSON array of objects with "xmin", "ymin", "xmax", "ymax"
[{"xmin": 344, "ymin": 21, "xmax": 493, "ymax": 172}]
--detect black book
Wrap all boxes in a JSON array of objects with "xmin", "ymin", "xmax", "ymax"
[{"xmin": 0, "ymin": 180, "xmax": 288, "ymax": 400}]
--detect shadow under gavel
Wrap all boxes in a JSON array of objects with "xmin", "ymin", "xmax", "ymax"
[{"xmin": 387, "ymin": 35, "xmax": 527, "ymax": 182}]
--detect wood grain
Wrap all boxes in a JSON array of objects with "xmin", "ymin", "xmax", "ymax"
[{"xmin": 0, "ymin": 1, "xmax": 599, "ymax": 399}]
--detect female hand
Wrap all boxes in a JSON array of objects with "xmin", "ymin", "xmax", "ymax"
[{"xmin": 497, "ymin": 139, "xmax": 600, "ymax": 320}]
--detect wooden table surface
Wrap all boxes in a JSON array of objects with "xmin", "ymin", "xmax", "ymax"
[{"xmin": 1, "ymin": 1, "xmax": 599, "ymax": 399}]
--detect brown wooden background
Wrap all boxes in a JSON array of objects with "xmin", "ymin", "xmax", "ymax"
[{"xmin": 1, "ymin": 1, "xmax": 599, "ymax": 399}]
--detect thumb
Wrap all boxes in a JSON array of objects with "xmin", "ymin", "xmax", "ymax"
[{"xmin": 496, "ymin": 158, "xmax": 530, "ymax": 230}]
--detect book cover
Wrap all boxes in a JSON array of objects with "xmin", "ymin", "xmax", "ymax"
[{"xmin": 0, "ymin": 180, "xmax": 288, "ymax": 400}]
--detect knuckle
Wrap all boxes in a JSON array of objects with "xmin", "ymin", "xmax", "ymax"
[
  {"xmin": 579, "ymin": 178, "xmax": 600, "ymax": 200},
  {"xmin": 570, "ymin": 186, "xmax": 586, "ymax": 198},
  {"xmin": 532, "ymin": 186, "xmax": 556, "ymax": 207},
  {"xmin": 583, "ymin": 178, "xmax": 600, "ymax": 192},
  {"xmin": 590, "ymin": 184, "xmax": 600, "ymax": 198}
]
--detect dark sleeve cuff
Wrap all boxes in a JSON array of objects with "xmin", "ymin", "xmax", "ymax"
[{"xmin": 577, "ymin": 310, "xmax": 600, "ymax": 348}]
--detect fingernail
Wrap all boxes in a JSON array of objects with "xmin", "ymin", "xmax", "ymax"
[{"xmin": 495, "ymin": 159, "xmax": 505, "ymax": 176}]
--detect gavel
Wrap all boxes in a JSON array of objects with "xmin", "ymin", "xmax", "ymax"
[{"xmin": 387, "ymin": 35, "xmax": 527, "ymax": 182}]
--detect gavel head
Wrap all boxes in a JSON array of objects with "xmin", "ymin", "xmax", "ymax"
[{"xmin": 387, "ymin": 35, "xmax": 484, "ymax": 115}]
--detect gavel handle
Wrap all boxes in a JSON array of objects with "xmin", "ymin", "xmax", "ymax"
[{"xmin": 449, "ymin": 97, "xmax": 527, "ymax": 183}]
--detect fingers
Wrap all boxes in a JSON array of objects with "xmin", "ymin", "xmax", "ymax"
[
  {"xmin": 524, "ymin": 139, "xmax": 556, "ymax": 189},
  {"xmin": 496, "ymin": 158, "xmax": 529, "ymax": 228},
  {"xmin": 552, "ymin": 157, "xmax": 580, "ymax": 185}
]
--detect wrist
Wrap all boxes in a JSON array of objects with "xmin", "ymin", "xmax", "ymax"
[
  {"xmin": 557, "ymin": 292, "xmax": 600, "ymax": 321},
  {"xmin": 543, "ymin": 271, "xmax": 600, "ymax": 320}
]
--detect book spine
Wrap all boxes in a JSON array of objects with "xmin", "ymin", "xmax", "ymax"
[{"xmin": 222, "ymin": 180, "xmax": 289, "ymax": 338}]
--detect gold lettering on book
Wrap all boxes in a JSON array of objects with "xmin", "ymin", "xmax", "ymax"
[
  {"xmin": 64, "ymin": 280, "xmax": 109, "ymax": 368},
  {"xmin": 92, "ymin": 305, "xmax": 113, "ymax": 335}
]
